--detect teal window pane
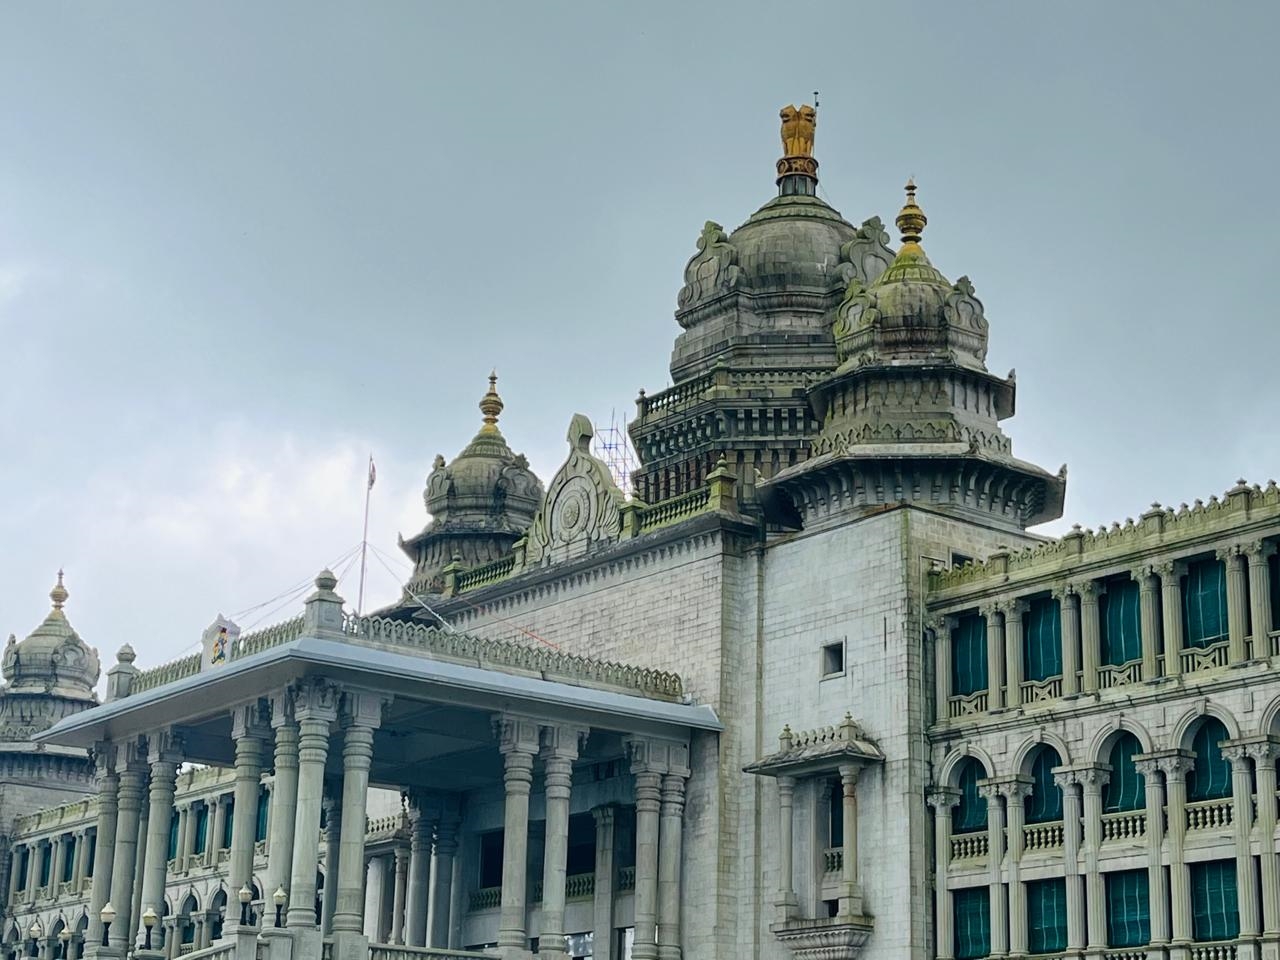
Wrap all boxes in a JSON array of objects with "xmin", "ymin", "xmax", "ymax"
[
  {"xmin": 1270, "ymin": 553, "xmax": 1279, "ymax": 633},
  {"xmin": 16, "ymin": 849, "xmax": 27, "ymax": 890},
  {"xmin": 1191, "ymin": 860, "xmax": 1239, "ymax": 942},
  {"xmin": 1106, "ymin": 869, "xmax": 1151, "ymax": 947},
  {"xmin": 62, "ymin": 837, "xmax": 75, "ymax": 883},
  {"xmin": 256, "ymin": 788, "xmax": 270, "ymax": 843},
  {"xmin": 1027, "ymin": 748, "xmax": 1064, "ymax": 824},
  {"xmin": 955, "ymin": 761, "xmax": 988, "ymax": 834},
  {"xmin": 952, "ymin": 614, "xmax": 988, "ymax": 697},
  {"xmin": 1100, "ymin": 579, "xmax": 1143, "ymax": 666},
  {"xmin": 224, "ymin": 800, "xmax": 235, "ymax": 849},
  {"xmin": 829, "ymin": 778, "xmax": 844, "ymax": 847},
  {"xmin": 1103, "ymin": 734, "xmax": 1146, "ymax": 813},
  {"xmin": 1023, "ymin": 597, "xmax": 1063, "ymax": 683},
  {"xmin": 39, "ymin": 845, "xmax": 51, "ymax": 886},
  {"xmin": 194, "ymin": 805, "xmax": 209, "ymax": 855},
  {"xmin": 955, "ymin": 887, "xmax": 991, "ymax": 960},
  {"xmin": 1188, "ymin": 719, "xmax": 1232, "ymax": 802},
  {"xmin": 168, "ymin": 814, "xmax": 180, "ymax": 860},
  {"xmin": 1027, "ymin": 878, "xmax": 1068, "ymax": 954},
  {"xmin": 86, "ymin": 838, "xmax": 95, "ymax": 878},
  {"xmin": 1183, "ymin": 560, "xmax": 1228, "ymax": 649}
]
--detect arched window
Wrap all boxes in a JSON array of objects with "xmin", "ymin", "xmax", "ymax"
[
  {"xmin": 1023, "ymin": 597, "xmax": 1062, "ymax": 682},
  {"xmin": 954, "ymin": 760, "xmax": 988, "ymax": 834},
  {"xmin": 1103, "ymin": 734, "xmax": 1145, "ymax": 813},
  {"xmin": 1188, "ymin": 718, "xmax": 1231, "ymax": 801},
  {"xmin": 1027, "ymin": 747, "xmax": 1064, "ymax": 823}
]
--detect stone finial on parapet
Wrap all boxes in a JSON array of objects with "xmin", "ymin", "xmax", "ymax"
[
  {"xmin": 105, "ymin": 644, "xmax": 138, "ymax": 702},
  {"xmin": 706, "ymin": 455, "xmax": 739, "ymax": 515},
  {"xmin": 302, "ymin": 569, "xmax": 345, "ymax": 636}
]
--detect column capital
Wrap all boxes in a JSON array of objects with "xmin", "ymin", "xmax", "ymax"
[
  {"xmin": 1005, "ymin": 597, "xmax": 1030, "ymax": 617},
  {"xmin": 926, "ymin": 787, "xmax": 961, "ymax": 810},
  {"xmin": 1136, "ymin": 750, "xmax": 1193, "ymax": 780},
  {"xmin": 1244, "ymin": 540, "xmax": 1278, "ymax": 562},
  {"xmin": 92, "ymin": 741, "xmax": 119, "ymax": 779},
  {"xmin": 1220, "ymin": 741, "xmax": 1253, "ymax": 767},
  {"xmin": 1075, "ymin": 579, "xmax": 1100, "ymax": 601},
  {"xmin": 269, "ymin": 689, "xmax": 296, "ymax": 730},
  {"xmin": 147, "ymin": 729, "xmax": 184, "ymax": 767},
  {"xmin": 1232, "ymin": 736, "xmax": 1280, "ymax": 767},
  {"xmin": 291, "ymin": 678, "xmax": 340, "ymax": 724},
  {"xmin": 592, "ymin": 804, "xmax": 617, "ymax": 828},
  {"xmin": 541, "ymin": 723, "xmax": 589, "ymax": 762},
  {"xmin": 626, "ymin": 737, "xmax": 690, "ymax": 778},
  {"xmin": 115, "ymin": 737, "xmax": 149, "ymax": 777},
  {"xmin": 231, "ymin": 701, "xmax": 272, "ymax": 741},
  {"xmin": 978, "ymin": 600, "xmax": 1003, "ymax": 619},
  {"xmin": 1154, "ymin": 558, "xmax": 1186, "ymax": 580},
  {"xmin": 1215, "ymin": 544, "xmax": 1243, "ymax": 563},
  {"xmin": 1051, "ymin": 583, "xmax": 1077, "ymax": 602},
  {"xmin": 341, "ymin": 690, "xmax": 390, "ymax": 730},
  {"xmin": 990, "ymin": 775, "xmax": 1033, "ymax": 801},
  {"xmin": 1130, "ymin": 563, "xmax": 1156, "ymax": 584},
  {"xmin": 494, "ymin": 714, "xmax": 541, "ymax": 756}
]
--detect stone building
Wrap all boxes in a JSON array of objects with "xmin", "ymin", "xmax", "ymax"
[{"xmin": 0, "ymin": 102, "xmax": 1275, "ymax": 960}]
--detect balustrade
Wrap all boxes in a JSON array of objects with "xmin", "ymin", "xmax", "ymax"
[
  {"xmin": 1100, "ymin": 810, "xmax": 1146, "ymax": 842},
  {"xmin": 947, "ymin": 691, "xmax": 988, "ymax": 719},
  {"xmin": 1102, "ymin": 950, "xmax": 1147, "ymax": 960},
  {"xmin": 949, "ymin": 833, "xmax": 989, "ymax": 861},
  {"xmin": 1019, "ymin": 677, "xmax": 1063, "ymax": 704},
  {"xmin": 1022, "ymin": 820, "xmax": 1065, "ymax": 852},
  {"xmin": 1189, "ymin": 943, "xmax": 1238, "ymax": 960},
  {"xmin": 1181, "ymin": 640, "xmax": 1230, "ymax": 675},
  {"xmin": 370, "ymin": 947, "xmax": 496, "ymax": 960},
  {"xmin": 1097, "ymin": 660, "xmax": 1142, "ymax": 689},
  {"xmin": 468, "ymin": 887, "xmax": 500, "ymax": 911},
  {"xmin": 822, "ymin": 847, "xmax": 843, "ymax": 873},
  {"xmin": 617, "ymin": 864, "xmax": 636, "ymax": 891},
  {"xmin": 1186, "ymin": 797, "xmax": 1233, "ymax": 831}
]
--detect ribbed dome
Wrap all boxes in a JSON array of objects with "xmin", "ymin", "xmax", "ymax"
[
  {"xmin": 2, "ymin": 572, "xmax": 100, "ymax": 701},
  {"xmin": 725, "ymin": 194, "xmax": 857, "ymax": 294}
]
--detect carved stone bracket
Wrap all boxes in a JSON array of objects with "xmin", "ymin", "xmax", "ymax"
[{"xmin": 676, "ymin": 220, "xmax": 743, "ymax": 316}]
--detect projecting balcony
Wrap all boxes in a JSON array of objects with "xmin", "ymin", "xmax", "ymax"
[
  {"xmin": 949, "ymin": 832, "xmax": 988, "ymax": 863},
  {"xmin": 1100, "ymin": 810, "xmax": 1146, "ymax": 843},
  {"xmin": 1186, "ymin": 797, "xmax": 1233, "ymax": 831}
]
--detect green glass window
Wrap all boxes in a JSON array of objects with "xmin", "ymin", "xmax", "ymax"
[
  {"xmin": 193, "ymin": 804, "xmax": 209, "ymax": 855},
  {"xmin": 39, "ymin": 845, "xmax": 51, "ymax": 886},
  {"xmin": 954, "ymin": 760, "xmax": 988, "ymax": 834},
  {"xmin": 224, "ymin": 799, "xmax": 235, "ymax": 849},
  {"xmin": 1103, "ymin": 734, "xmax": 1146, "ymax": 813},
  {"xmin": 1023, "ymin": 597, "xmax": 1063, "ymax": 683},
  {"xmin": 952, "ymin": 614, "xmax": 988, "ymax": 697},
  {"xmin": 85, "ymin": 835, "xmax": 95, "ymax": 878},
  {"xmin": 1106, "ymin": 869, "xmax": 1151, "ymax": 947},
  {"xmin": 169, "ymin": 812, "xmax": 180, "ymax": 859},
  {"xmin": 828, "ymin": 778, "xmax": 844, "ymax": 847},
  {"xmin": 62, "ymin": 837, "xmax": 75, "ymax": 883},
  {"xmin": 1100, "ymin": 579, "xmax": 1142, "ymax": 666},
  {"xmin": 1270, "ymin": 552, "xmax": 1279, "ymax": 632},
  {"xmin": 1028, "ymin": 878, "xmax": 1067, "ymax": 954},
  {"xmin": 955, "ymin": 887, "xmax": 991, "ymax": 960},
  {"xmin": 15, "ymin": 848, "xmax": 28, "ymax": 891},
  {"xmin": 1188, "ymin": 719, "xmax": 1231, "ymax": 802},
  {"xmin": 1183, "ymin": 559, "xmax": 1228, "ymax": 649},
  {"xmin": 256, "ymin": 788, "xmax": 270, "ymax": 843},
  {"xmin": 1027, "ymin": 748, "xmax": 1064, "ymax": 823},
  {"xmin": 1191, "ymin": 860, "xmax": 1239, "ymax": 942}
]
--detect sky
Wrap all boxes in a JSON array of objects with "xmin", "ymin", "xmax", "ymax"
[{"xmin": 1, "ymin": 2, "xmax": 1278, "ymax": 675}]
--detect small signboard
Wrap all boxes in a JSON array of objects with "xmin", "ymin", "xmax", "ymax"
[{"xmin": 201, "ymin": 615, "xmax": 241, "ymax": 671}]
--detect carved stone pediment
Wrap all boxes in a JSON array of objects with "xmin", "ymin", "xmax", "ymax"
[
  {"xmin": 524, "ymin": 415, "xmax": 626, "ymax": 567},
  {"xmin": 676, "ymin": 221, "xmax": 743, "ymax": 318},
  {"xmin": 942, "ymin": 275, "xmax": 989, "ymax": 362},
  {"xmin": 836, "ymin": 216, "xmax": 895, "ymax": 288},
  {"xmin": 832, "ymin": 280, "xmax": 879, "ymax": 366}
]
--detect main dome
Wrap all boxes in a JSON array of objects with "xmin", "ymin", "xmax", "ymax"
[{"xmin": 2, "ymin": 572, "xmax": 100, "ymax": 701}]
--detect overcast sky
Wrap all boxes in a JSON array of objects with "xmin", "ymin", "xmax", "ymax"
[{"xmin": 2, "ymin": 2, "xmax": 1278, "ymax": 674}]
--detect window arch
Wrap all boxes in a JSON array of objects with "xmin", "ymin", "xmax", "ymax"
[
  {"xmin": 1103, "ymin": 733, "xmax": 1145, "ymax": 813},
  {"xmin": 1188, "ymin": 718, "xmax": 1231, "ymax": 802},
  {"xmin": 1027, "ymin": 747, "xmax": 1064, "ymax": 823},
  {"xmin": 954, "ymin": 759, "xmax": 988, "ymax": 834}
]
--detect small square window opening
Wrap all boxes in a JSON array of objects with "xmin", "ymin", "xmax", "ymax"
[{"xmin": 821, "ymin": 641, "xmax": 845, "ymax": 677}]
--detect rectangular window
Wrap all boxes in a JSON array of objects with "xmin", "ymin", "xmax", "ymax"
[
  {"xmin": 193, "ymin": 804, "xmax": 209, "ymax": 855},
  {"xmin": 951, "ymin": 614, "xmax": 988, "ymax": 697},
  {"xmin": 1184, "ymin": 559, "xmax": 1228, "ymax": 649},
  {"xmin": 479, "ymin": 830, "xmax": 505, "ymax": 889},
  {"xmin": 1270, "ymin": 552, "xmax": 1279, "ymax": 633},
  {"xmin": 256, "ymin": 788, "xmax": 270, "ymax": 843},
  {"xmin": 1027, "ymin": 878, "xmax": 1067, "ymax": 954},
  {"xmin": 62, "ymin": 836, "xmax": 75, "ymax": 883},
  {"xmin": 828, "ymin": 778, "xmax": 844, "ymax": 848},
  {"xmin": 169, "ymin": 812, "xmax": 180, "ymax": 860},
  {"xmin": 85, "ymin": 833, "xmax": 95, "ymax": 878},
  {"xmin": 566, "ymin": 813, "xmax": 596, "ymax": 876},
  {"xmin": 1100, "ymin": 578, "xmax": 1143, "ymax": 666},
  {"xmin": 15, "ymin": 848, "xmax": 28, "ymax": 891},
  {"xmin": 1024, "ymin": 597, "xmax": 1063, "ymax": 683},
  {"xmin": 1106, "ymin": 869, "xmax": 1150, "ymax": 947},
  {"xmin": 39, "ymin": 844, "xmax": 51, "ymax": 886},
  {"xmin": 954, "ymin": 887, "xmax": 991, "ymax": 960},
  {"xmin": 821, "ymin": 641, "xmax": 845, "ymax": 678},
  {"xmin": 224, "ymin": 798, "xmax": 235, "ymax": 849},
  {"xmin": 1191, "ymin": 859, "xmax": 1239, "ymax": 942}
]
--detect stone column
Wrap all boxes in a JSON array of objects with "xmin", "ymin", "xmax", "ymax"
[
  {"xmin": 131, "ymin": 801, "xmax": 149, "ymax": 947},
  {"xmin": 1079, "ymin": 766, "xmax": 1108, "ymax": 957},
  {"xmin": 658, "ymin": 760, "xmax": 690, "ymax": 960},
  {"xmin": 85, "ymin": 745, "xmax": 119, "ymax": 954},
  {"xmin": 138, "ymin": 732, "xmax": 182, "ymax": 946},
  {"xmin": 177, "ymin": 803, "xmax": 193, "ymax": 870},
  {"xmin": 1054, "ymin": 771, "xmax": 1086, "ymax": 952},
  {"xmin": 1160, "ymin": 755, "xmax": 1194, "ymax": 953},
  {"xmin": 1157, "ymin": 561, "xmax": 1186, "ymax": 678},
  {"xmin": 1005, "ymin": 601, "xmax": 1027, "ymax": 709},
  {"xmin": 539, "ymin": 725, "xmax": 585, "ymax": 959},
  {"xmin": 1225, "ymin": 744, "xmax": 1262, "ymax": 959},
  {"xmin": 1221, "ymin": 546, "xmax": 1251, "ymax": 664},
  {"xmin": 979, "ymin": 782, "xmax": 1008, "ymax": 957},
  {"xmin": 1247, "ymin": 543, "xmax": 1277, "ymax": 658},
  {"xmin": 591, "ymin": 807, "xmax": 616, "ymax": 960},
  {"xmin": 73, "ymin": 829, "xmax": 89, "ymax": 891},
  {"xmin": 331, "ymin": 693, "xmax": 386, "ymax": 952},
  {"xmin": 1057, "ymin": 588, "xmax": 1081, "ymax": 696},
  {"xmin": 210, "ymin": 795, "xmax": 228, "ymax": 864},
  {"xmin": 928, "ymin": 789, "xmax": 961, "ymax": 960},
  {"xmin": 228, "ymin": 704, "xmax": 268, "ymax": 920},
  {"xmin": 405, "ymin": 797, "xmax": 434, "ymax": 947},
  {"xmin": 429, "ymin": 803, "xmax": 460, "ymax": 949},
  {"xmin": 266, "ymin": 692, "xmax": 300, "ymax": 901},
  {"xmin": 1001, "ymin": 779, "xmax": 1031, "ymax": 958},
  {"xmin": 1248, "ymin": 740, "xmax": 1280, "ymax": 956},
  {"xmin": 775, "ymin": 776, "xmax": 799, "ymax": 923},
  {"xmin": 982, "ymin": 604, "xmax": 1006, "ymax": 710},
  {"xmin": 629, "ymin": 738, "xmax": 668, "ymax": 960},
  {"xmin": 364, "ymin": 856, "xmax": 386, "ymax": 941},
  {"xmin": 838, "ymin": 764, "xmax": 862, "ymax": 918},
  {"xmin": 286, "ymin": 679, "xmax": 339, "ymax": 931},
  {"xmin": 1079, "ymin": 582, "xmax": 1101, "ymax": 694},
  {"xmin": 107, "ymin": 740, "xmax": 147, "ymax": 950},
  {"xmin": 391, "ymin": 845, "xmax": 409, "ymax": 945},
  {"xmin": 934, "ymin": 617, "xmax": 953, "ymax": 719},
  {"xmin": 1133, "ymin": 757, "xmax": 1170, "ymax": 947},
  {"xmin": 1132, "ymin": 565, "xmax": 1162, "ymax": 680},
  {"xmin": 320, "ymin": 791, "xmax": 342, "ymax": 934},
  {"xmin": 497, "ymin": 717, "xmax": 540, "ymax": 960}
]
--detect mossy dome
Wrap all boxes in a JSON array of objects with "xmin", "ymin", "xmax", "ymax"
[
  {"xmin": 726, "ymin": 193, "xmax": 857, "ymax": 294},
  {"xmin": 2, "ymin": 572, "xmax": 100, "ymax": 701}
]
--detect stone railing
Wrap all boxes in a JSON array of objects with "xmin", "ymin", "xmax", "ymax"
[
  {"xmin": 1181, "ymin": 640, "xmax": 1230, "ymax": 675},
  {"xmin": 342, "ymin": 614, "xmax": 684, "ymax": 700},
  {"xmin": 1190, "ymin": 943, "xmax": 1238, "ymax": 960},
  {"xmin": 1097, "ymin": 660, "xmax": 1142, "ymax": 689},
  {"xmin": 234, "ymin": 615, "xmax": 306, "ymax": 660},
  {"xmin": 617, "ymin": 865, "xmax": 636, "ymax": 892},
  {"xmin": 370, "ymin": 947, "xmax": 496, "ymax": 960},
  {"xmin": 566, "ymin": 872, "xmax": 595, "ymax": 900},
  {"xmin": 132, "ymin": 651, "xmax": 203, "ymax": 694},
  {"xmin": 13, "ymin": 797, "xmax": 95, "ymax": 834},
  {"xmin": 468, "ymin": 887, "xmax": 500, "ymax": 911},
  {"xmin": 823, "ymin": 848, "xmax": 843, "ymax": 873},
  {"xmin": 1102, "ymin": 952, "xmax": 1146, "ymax": 960},
  {"xmin": 1186, "ymin": 797, "xmax": 1233, "ymax": 831},
  {"xmin": 366, "ymin": 812, "xmax": 409, "ymax": 840},
  {"xmin": 638, "ymin": 487, "xmax": 711, "ymax": 533},
  {"xmin": 635, "ymin": 371, "xmax": 716, "ymax": 419},
  {"xmin": 454, "ymin": 557, "xmax": 517, "ymax": 593},
  {"xmin": 1101, "ymin": 810, "xmax": 1146, "ymax": 842},
  {"xmin": 951, "ymin": 832, "xmax": 988, "ymax": 861},
  {"xmin": 1023, "ymin": 821, "xmax": 1064, "ymax": 852},
  {"xmin": 1020, "ymin": 677, "xmax": 1062, "ymax": 704},
  {"xmin": 181, "ymin": 943, "xmax": 234, "ymax": 960},
  {"xmin": 947, "ymin": 691, "xmax": 988, "ymax": 719}
]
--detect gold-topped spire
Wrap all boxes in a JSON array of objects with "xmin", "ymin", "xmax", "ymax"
[
  {"xmin": 50, "ymin": 570, "xmax": 67, "ymax": 611},
  {"xmin": 895, "ymin": 178, "xmax": 927, "ymax": 245},
  {"xmin": 478, "ymin": 370, "xmax": 504, "ymax": 433}
]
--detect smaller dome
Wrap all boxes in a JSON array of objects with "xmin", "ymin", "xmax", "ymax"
[{"xmin": 2, "ymin": 572, "xmax": 101, "ymax": 701}]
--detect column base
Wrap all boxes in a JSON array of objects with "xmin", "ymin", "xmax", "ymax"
[
  {"xmin": 1238, "ymin": 940, "xmax": 1262, "ymax": 960},
  {"xmin": 330, "ymin": 930, "xmax": 369, "ymax": 960},
  {"xmin": 257, "ymin": 926, "xmax": 294, "ymax": 960},
  {"xmin": 83, "ymin": 947, "xmax": 125, "ymax": 960},
  {"xmin": 1168, "ymin": 941, "xmax": 1193, "ymax": 960},
  {"xmin": 1259, "ymin": 935, "xmax": 1280, "ymax": 960}
]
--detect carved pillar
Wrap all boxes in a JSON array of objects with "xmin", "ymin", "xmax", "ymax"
[
  {"xmin": 539, "ymin": 726, "xmax": 585, "ymax": 959},
  {"xmin": 628, "ymin": 738, "xmax": 669, "ymax": 960},
  {"xmin": 1079, "ymin": 766, "xmax": 1109, "ymax": 957},
  {"xmin": 1000, "ymin": 779, "xmax": 1032, "ymax": 958},
  {"xmin": 775, "ymin": 777, "xmax": 798, "ymax": 923},
  {"xmin": 1005, "ymin": 601, "xmax": 1027, "ymax": 709},
  {"xmin": 979, "ymin": 781, "xmax": 1008, "ymax": 957},
  {"xmin": 267, "ymin": 692, "xmax": 300, "ymax": 901},
  {"xmin": 331, "ymin": 693, "xmax": 386, "ymax": 956},
  {"xmin": 429, "ymin": 803, "xmax": 460, "ymax": 949},
  {"xmin": 928, "ymin": 789, "xmax": 962, "ymax": 960},
  {"xmin": 934, "ymin": 617, "xmax": 954, "ymax": 719},
  {"xmin": 1247, "ymin": 543, "xmax": 1277, "ymax": 658},
  {"xmin": 210, "ymin": 795, "xmax": 227, "ymax": 863},
  {"xmin": 85, "ymin": 744, "xmax": 119, "ymax": 954},
  {"xmin": 592, "ymin": 806, "xmax": 616, "ymax": 960},
  {"xmin": 1132, "ymin": 565, "xmax": 1162, "ymax": 680},
  {"xmin": 838, "ymin": 764, "xmax": 862, "ymax": 918},
  {"xmin": 1058, "ymin": 588, "xmax": 1081, "ymax": 696},
  {"xmin": 391, "ymin": 844, "xmax": 409, "ymax": 945},
  {"xmin": 982, "ymin": 604, "xmax": 1006, "ymax": 711},
  {"xmin": 1220, "ymin": 546, "xmax": 1251, "ymax": 664},
  {"xmin": 1079, "ymin": 583, "xmax": 1101, "ymax": 694},
  {"xmin": 139, "ymin": 731, "xmax": 182, "ymax": 946},
  {"xmin": 405, "ymin": 796, "xmax": 434, "ymax": 947},
  {"xmin": 1247, "ymin": 740, "xmax": 1280, "ymax": 949},
  {"xmin": 1224, "ymin": 744, "xmax": 1262, "ymax": 959},
  {"xmin": 1133, "ymin": 757, "xmax": 1170, "ymax": 947},
  {"xmin": 286, "ymin": 679, "xmax": 339, "ymax": 931},
  {"xmin": 1157, "ymin": 561, "xmax": 1186, "ymax": 678},
  {"xmin": 228, "ymin": 705, "xmax": 268, "ymax": 920},
  {"xmin": 1054, "ymin": 771, "xmax": 1086, "ymax": 952},
  {"xmin": 1160, "ymin": 754, "xmax": 1194, "ymax": 951},
  {"xmin": 107, "ymin": 740, "xmax": 147, "ymax": 950},
  {"xmin": 320, "ymin": 790, "xmax": 341, "ymax": 934},
  {"xmin": 497, "ymin": 717, "xmax": 540, "ymax": 960},
  {"xmin": 658, "ymin": 760, "xmax": 690, "ymax": 960}
]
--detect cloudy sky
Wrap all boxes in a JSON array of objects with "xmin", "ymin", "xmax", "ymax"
[{"xmin": 1, "ymin": 2, "xmax": 1277, "ymax": 673}]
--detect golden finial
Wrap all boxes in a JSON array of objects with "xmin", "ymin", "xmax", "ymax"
[
  {"xmin": 776, "ymin": 103, "xmax": 819, "ymax": 187},
  {"xmin": 50, "ymin": 570, "xmax": 68, "ymax": 611},
  {"xmin": 478, "ymin": 370, "xmax": 504, "ymax": 433},
  {"xmin": 896, "ymin": 178, "xmax": 927, "ymax": 245}
]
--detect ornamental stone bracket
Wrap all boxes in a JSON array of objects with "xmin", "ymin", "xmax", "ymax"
[
  {"xmin": 773, "ymin": 915, "xmax": 875, "ymax": 960},
  {"xmin": 676, "ymin": 220, "xmax": 744, "ymax": 320}
]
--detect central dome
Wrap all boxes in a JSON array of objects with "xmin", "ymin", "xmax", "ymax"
[{"xmin": 725, "ymin": 193, "xmax": 857, "ymax": 295}]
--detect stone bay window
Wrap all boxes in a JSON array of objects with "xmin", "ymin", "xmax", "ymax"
[{"xmin": 744, "ymin": 715, "xmax": 882, "ymax": 960}]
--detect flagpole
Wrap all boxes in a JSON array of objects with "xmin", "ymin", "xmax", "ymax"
[{"xmin": 357, "ymin": 453, "xmax": 373, "ymax": 616}]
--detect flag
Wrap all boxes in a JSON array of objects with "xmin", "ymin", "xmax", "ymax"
[{"xmin": 367, "ymin": 456, "xmax": 377, "ymax": 490}]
